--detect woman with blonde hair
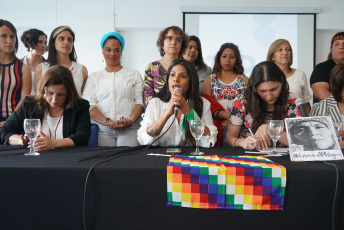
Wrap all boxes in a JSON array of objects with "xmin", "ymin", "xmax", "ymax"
[{"xmin": 267, "ymin": 38, "xmax": 311, "ymax": 114}]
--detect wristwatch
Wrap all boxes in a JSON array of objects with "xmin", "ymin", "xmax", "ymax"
[{"xmin": 104, "ymin": 118, "xmax": 110, "ymax": 124}]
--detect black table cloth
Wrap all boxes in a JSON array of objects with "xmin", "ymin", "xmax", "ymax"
[{"xmin": 0, "ymin": 145, "xmax": 343, "ymax": 230}]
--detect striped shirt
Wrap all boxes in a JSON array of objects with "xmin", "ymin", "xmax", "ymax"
[
  {"xmin": 0, "ymin": 60, "xmax": 23, "ymax": 121},
  {"xmin": 309, "ymin": 95, "xmax": 342, "ymax": 122}
]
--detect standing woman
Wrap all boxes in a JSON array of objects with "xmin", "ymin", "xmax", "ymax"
[
  {"xmin": 202, "ymin": 43, "xmax": 248, "ymax": 145},
  {"xmin": 182, "ymin": 35, "xmax": 212, "ymax": 94},
  {"xmin": 226, "ymin": 61, "xmax": 300, "ymax": 150},
  {"xmin": 267, "ymin": 39, "xmax": 312, "ymax": 114},
  {"xmin": 310, "ymin": 32, "xmax": 344, "ymax": 104},
  {"xmin": 143, "ymin": 26, "xmax": 188, "ymax": 107},
  {"xmin": 21, "ymin": 28, "xmax": 48, "ymax": 95},
  {"xmin": 82, "ymin": 32, "xmax": 143, "ymax": 146},
  {"xmin": 0, "ymin": 19, "xmax": 31, "ymax": 126},
  {"xmin": 34, "ymin": 26, "xmax": 88, "ymax": 97}
]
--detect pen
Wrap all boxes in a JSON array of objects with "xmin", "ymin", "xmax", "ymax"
[{"xmin": 245, "ymin": 121, "xmax": 254, "ymax": 137}]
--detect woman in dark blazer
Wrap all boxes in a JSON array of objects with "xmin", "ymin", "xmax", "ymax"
[{"xmin": 0, "ymin": 65, "xmax": 91, "ymax": 150}]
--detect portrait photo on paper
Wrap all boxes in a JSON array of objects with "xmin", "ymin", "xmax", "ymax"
[{"xmin": 285, "ymin": 116, "xmax": 344, "ymax": 161}]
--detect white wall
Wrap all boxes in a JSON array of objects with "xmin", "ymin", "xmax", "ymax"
[
  {"xmin": 0, "ymin": 0, "xmax": 115, "ymax": 74},
  {"xmin": 1, "ymin": 0, "xmax": 344, "ymax": 78}
]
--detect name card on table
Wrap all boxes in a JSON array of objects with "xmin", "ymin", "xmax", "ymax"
[{"xmin": 285, "ymin": 116, "xmax": 344, "ymax": 161}]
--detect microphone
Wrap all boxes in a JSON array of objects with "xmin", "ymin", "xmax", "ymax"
[
  {"xmin": 174, "ymin": 87, "xmax": 182, "ymax": 115},
  {"xmin": 295, "ymin": 98, "xmax": 308, "ymax": 117}
]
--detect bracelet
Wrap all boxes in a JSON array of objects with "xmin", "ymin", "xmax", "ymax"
[
  {"xmin": 214, "ymin": 110, "xmax": 220, "ymax": 119},
  {"xmin": 233, "ymin": 138, "xmax": 239, "ymax": 147}
]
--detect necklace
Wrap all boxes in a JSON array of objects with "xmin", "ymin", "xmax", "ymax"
[
  {"xmin": 26, "ymin": 56, "xmax": 34, "ymax": 72},
  {"xmin": 47, "ymin": 109, "xmax": 64, "ymax": 139}
]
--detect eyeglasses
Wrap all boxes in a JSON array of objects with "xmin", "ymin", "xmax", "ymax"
[{"xmin": 165, "ymin": 36, "xmax": 183, "ymax": 43}]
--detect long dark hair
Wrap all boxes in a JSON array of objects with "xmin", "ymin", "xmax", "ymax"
[
  {"xmin": 0, "ymin": 19, "xmax": 19, "ymax": 61},
  {"xmin": 156, "ymin": 58, "xmax": 203, "ymax": 146},
  {"xmin": 245, "ymin": 61, "xmax": 289, "ymax": 131},
  {"xmin": 212, "ymin": 42, "xmax": 244, "ymax": 76},
  {"xmin": 185, "ymin": 35, "xmax": 207, "ymax": 71},
  {"xmin": 46, "ymin": 26, "xmax": 77, "ymax": 66}
]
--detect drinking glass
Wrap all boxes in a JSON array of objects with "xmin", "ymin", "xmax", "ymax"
[
  {"xmin": 23, "ymin": 119, "xmax": 41, "ymax": 156},
  {"xmin": 267, "ymin": 120, "xmax": 284, "ymax": 154},
  {"xmin": 189, "ymin": 119, "xmax": 205, "ymax": 155}
]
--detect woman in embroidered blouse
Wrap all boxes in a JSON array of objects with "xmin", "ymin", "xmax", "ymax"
[
  {"xmin": 267, "ymin": 39, "xmax": 312, "ymax": 114},
  {"xmin": 82, "ymin": 32, "xmax": 143, "ymax": 147},
  {"xmin": 0, "ymin": 19, "xmax": 31, "ymax": 126},
  {"xmin": 143, "ymin": 26, "xmax": 189, "ymax": 107},
  {"xmin": 202, "ymin": 43, "xmax": 248, "ymax": 145},
  {"xmin": 226, "ymin": 61, "xmax": 300, "ymax": 150},
  {"xmin": 310, "ymin": 63, "xmax": 344, "ymax": 148},
  {"xmin": 182, "ymin": 35, "xmax": 212, "ymax": 94},
  {"xmin": 34, "ymin": 26, "xmax": 88, "ymax": 96},
  {"xmin": 0, "ymin": 65, "xmax": 91, "ymax": 150},
  {"xmin": 138, "ymin": 58, "xmax": 217, "ymax": 147},
  {"xmin": 20, "ymin": 28, "xmax": 48, "ymax": 95}
]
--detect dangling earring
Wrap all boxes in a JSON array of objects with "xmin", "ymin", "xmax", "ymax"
[
  {"xmin": 163, "ymin": 51, "xmax": 165, "ymax": 55},
  {"xmin": 43, "ymin": 93, "xmax": 46, "ymax": 98}
]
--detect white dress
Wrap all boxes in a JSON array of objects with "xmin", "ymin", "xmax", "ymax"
[
  {"xmin": 22, "ymin": 57, "xmax": 35, "ymax": 95},
  {"xmin": 41, "ymin": 61, "xmax": 84, "ymax": 96},
  {"xmin": 287, "ymin": 69, "xmax": 312, "ymax": 103},
  {"xmin": 137, "ymin": 97, "xmax": 217, "ymax": 147},
  {"xmin": 82, "ymin": 67, "xmax": 143, "ymax": 147}
]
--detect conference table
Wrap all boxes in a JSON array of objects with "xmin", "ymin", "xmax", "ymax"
[{"xmin": 0, "ymin": 144, "xmax": 343, "ymax": 230}]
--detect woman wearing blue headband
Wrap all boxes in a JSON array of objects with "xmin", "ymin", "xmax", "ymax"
[{"xmin": 82, "ymin": 32, "xmax": 143, "ymax": 146}]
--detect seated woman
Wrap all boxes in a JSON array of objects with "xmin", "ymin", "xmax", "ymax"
[
  {"xmin": 82, "ymin": 32, "xmax": 143, "ymax": 147},
  {"xmin": 310, "ymin": 63, "xmax": 344, "ymax": 149},
  {"xmin": 225, "ymin": 61, "xmax": 300, "ymax": 150},
  {"xmin": 0, "ymin": 65, "xmax": 91, "ymax": 150},
  {"xmin": 137, "ymin": 58, "xmax": 217, "ymax": 147}
]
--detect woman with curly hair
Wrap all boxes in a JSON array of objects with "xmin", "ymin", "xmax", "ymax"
[
  {"xmin": 225, "ymin": 61, "xmax": 301, "ymax": 150},
  {"xmin": 142, "ymin": 26, "xmax": 189, "ymax": 107},
  {"xmin": 202, "ymin": 43, "xmax": 248, "ymax": 145},
  {"xmin": 21, "ymin": 28, "xmax": 47, "ymax": 95}
]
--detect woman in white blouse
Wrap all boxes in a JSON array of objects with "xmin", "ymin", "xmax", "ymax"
[
  {"xmin": 137, "ymin": 58, "xmax": 217, "ymax": 147},
  {"xmin": 267, "ymin": 39, "xmax": 312, "ymax": 114},
  {"xmin": 82, "ymin": 32, "xmax": 143, "ymax": 146}
]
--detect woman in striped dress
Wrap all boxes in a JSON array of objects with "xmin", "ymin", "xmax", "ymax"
[{"xmin": 0, "ymin": 19, "xmax": 31, "ymax": 126}]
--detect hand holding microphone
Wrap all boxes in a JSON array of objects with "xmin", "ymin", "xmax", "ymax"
[{"xmin": 173, "ymin": 87, "xmax": 182, "ymax": 115}]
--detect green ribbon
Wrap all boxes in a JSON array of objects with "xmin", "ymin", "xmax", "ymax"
[{"xmin": 181, "ymin": 107, "xmax": 198, "ymax": 132}]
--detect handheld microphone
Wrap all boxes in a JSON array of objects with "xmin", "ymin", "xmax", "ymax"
[
  {"xmin": 174, "ymin": 87, "xmax": 182, "ymax": 115},
  {"xmin": 295, "ymin": 98, "xmax": 308, "ymax": 117}
]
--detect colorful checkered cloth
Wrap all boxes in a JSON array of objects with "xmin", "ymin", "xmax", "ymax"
[{"xmin": 167, "ymin": 155, "xmax": 286, "ymax": 210}]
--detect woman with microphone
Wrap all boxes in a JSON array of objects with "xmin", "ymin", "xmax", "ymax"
[{"xmin": 137, "ymin": 58, "xmax": 217, "ymax": 147}]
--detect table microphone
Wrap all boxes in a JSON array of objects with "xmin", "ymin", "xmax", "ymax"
[
  {"xmin": 295, "ymin": 98, "xmax": 307, "ymax": 117},
  {"xmin": 174, "ymin": 87, "xmax": 182, "ymax": 115}
]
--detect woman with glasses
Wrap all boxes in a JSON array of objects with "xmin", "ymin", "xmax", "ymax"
[
  {"xmin": 142, "ymin": 26, "xmax": 189, "ymax": 107},
  {"xmin": 34, "ymin": 26, "xmax": 88, "ymax": 97},
  {"xmin": 0, "ymin": 19, "xmax": 31, "ymax": 126},
  {"xmin": 20, "ymin": 28, "xmax": 48, "ymax": 95}
]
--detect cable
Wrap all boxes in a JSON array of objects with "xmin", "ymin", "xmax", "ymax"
[
  {"xmin": 82, "ymin": 115, "xmax": 177, "ymax": 230},
  {"xmin": 323, "ymin": 161, "xmax": 339, "ymax": 230}
]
